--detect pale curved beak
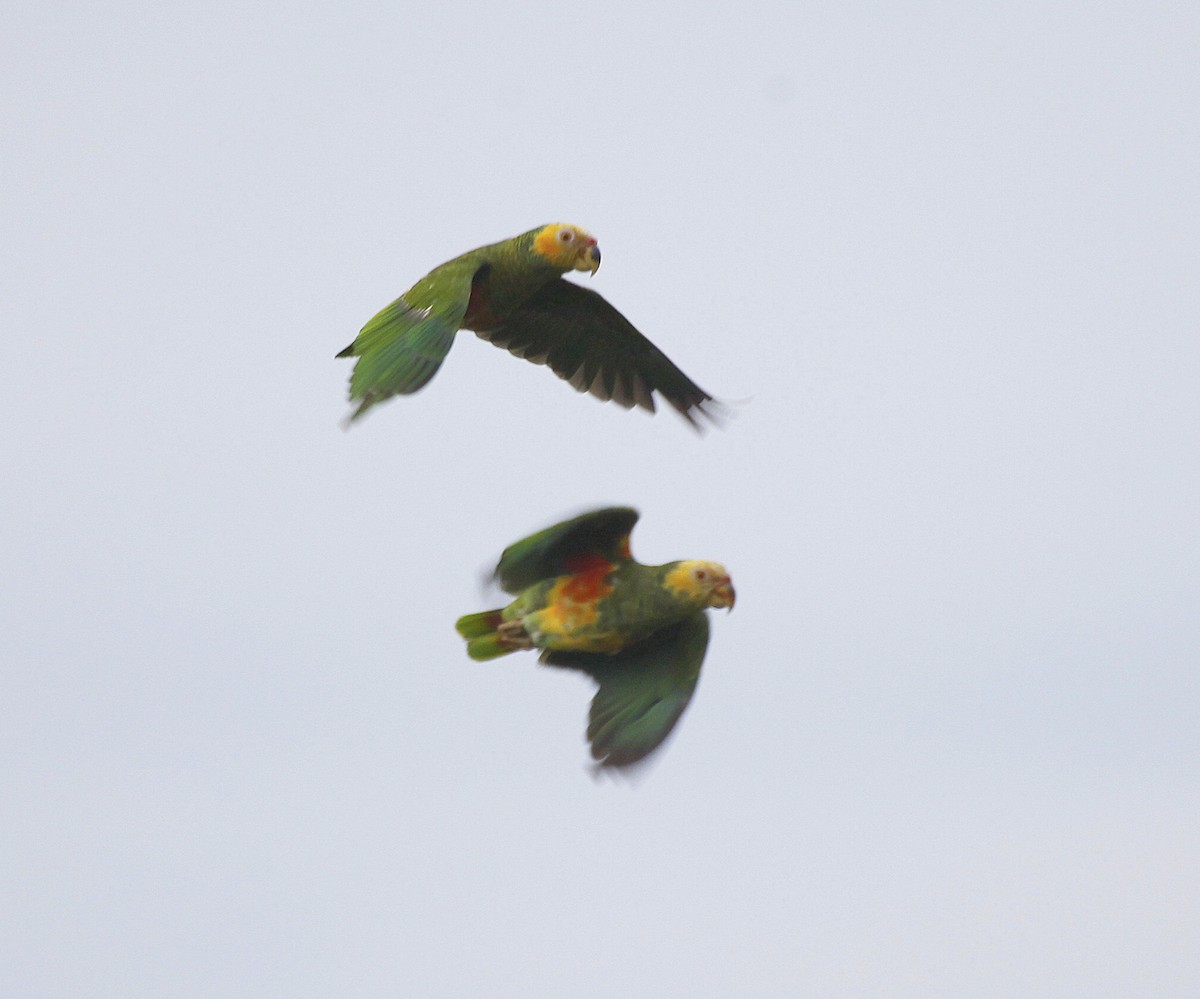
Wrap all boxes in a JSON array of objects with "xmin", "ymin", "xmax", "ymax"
[
  {"xmin": 580, "ymin": 242, "xmax": 601, "ymax": 275},
  {"xmin": 710, "ymin": 578, "xmax": 736, "ymax": 610}
]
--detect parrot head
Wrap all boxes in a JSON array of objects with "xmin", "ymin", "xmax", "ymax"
[
  {"xmin": 666, "ymin": 560, "xmax": 737, "ymax": 611},
  {"xmin": 533, "ymin": 223, "xmax": 601, "ymax": 275}
]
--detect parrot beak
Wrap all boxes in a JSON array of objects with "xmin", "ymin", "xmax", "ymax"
[
  {"xmin": 581, "ymin": 242, "xmax": 601, "ymax": 275},
  {"xmin": 710, "ymin": 578, "xmax": 736, "ymax": 611}
]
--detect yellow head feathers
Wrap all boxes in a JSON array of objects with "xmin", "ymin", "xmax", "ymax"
[
  {"xmin": 532, "ymin": 223, "xmax": 601, "ymax": 274},
  {"xmin": 664, "ymin": 560, "xmax": 736, "ymax": 610}
]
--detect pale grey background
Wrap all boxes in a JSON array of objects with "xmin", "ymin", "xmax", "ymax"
[{"xmin": 3, "ymin": 2, "xmax": 1198, "ymax": 996}]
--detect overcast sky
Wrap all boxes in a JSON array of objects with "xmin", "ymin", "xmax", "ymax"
[{"xmin": 3, "ymin": 2, "xmax": 1198, "ymax": 996}]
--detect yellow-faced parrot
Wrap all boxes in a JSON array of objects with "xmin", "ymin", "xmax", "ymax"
[
  {"xmin": 338, "ymin": 224, "xmax": 718, "ymax": 428},
  {"xmin": 455, "ymin": 507, "xmax": 735, "ymax": 770}
]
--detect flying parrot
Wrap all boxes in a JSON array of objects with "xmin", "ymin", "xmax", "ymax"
[
  {"xmin": 337, "ymin": 224, "xmax": 718, "ymax": 428},
  {"xmin": 454, "ymin": 507, "xmax": 735, "ymax": 770}
]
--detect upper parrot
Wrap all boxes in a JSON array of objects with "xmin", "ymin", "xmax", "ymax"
[
  {"xmin": 337, "ymin": 224, "xmax": 718, "ymax": 428},
  {"xmin": 454, "ymin": 507, "xmax": 735, "ymax": 770}
]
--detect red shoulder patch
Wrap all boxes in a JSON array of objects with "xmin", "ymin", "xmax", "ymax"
[{"xmin": 463, "ymin": 280, "xmax": 496, "ymax": 330}]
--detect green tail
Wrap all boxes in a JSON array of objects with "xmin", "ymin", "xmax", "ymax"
[
  {"xmin": 454, "ymin": 609, "xmax": 513, "ymax": 661},
  {"xmin": 340, "ymin": 301, "xmax": 459, "ymax": 424}
]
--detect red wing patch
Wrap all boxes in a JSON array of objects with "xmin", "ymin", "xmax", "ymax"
[{"xmin": 560, "ymin": 554, "xmax": 616, "ymax": 603}]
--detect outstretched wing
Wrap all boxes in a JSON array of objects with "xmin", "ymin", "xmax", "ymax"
[
  {"xmin": 474, "ymin": 280, "xmax": 718, "ymax": 429},
  {"xmin": 542, "ymin": 612, "xmax": 710, "ymax": 770},
  {"xmin": 495, "ymin": 506, "xmax": 639, "ymax": 594},
  {"xmin": 337, "ymin": 259, "xmax": 478, "ymax": 423}
]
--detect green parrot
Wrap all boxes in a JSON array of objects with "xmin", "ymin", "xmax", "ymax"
[
  {"xmin": 455, "ymin": 507, "xmax": 735, "ymax": 770},
  {"xmin": 338, "ymin": 224, "xmax": 718, "ymax": 428}
]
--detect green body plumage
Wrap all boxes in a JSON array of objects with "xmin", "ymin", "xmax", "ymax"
[{"xmin": 457, "ymin": 560, "xmax": 719, "ymax": 660}]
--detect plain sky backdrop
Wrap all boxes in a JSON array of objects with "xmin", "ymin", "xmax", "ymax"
[{"xmin": 4, "ymin": 2, "xmax": 1198, "ymax": 996}]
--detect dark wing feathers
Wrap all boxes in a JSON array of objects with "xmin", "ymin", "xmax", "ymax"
[
  {"xmin": 541, "ymin": 613, "xmax": 710, "ymax": 769},
  {"xmin": 495, "ymin": 507, "xmax": 639, "ymax": 594},
  {"xmin": 475, "ymin": 280, "xmax": 718, "ymax": 428}
]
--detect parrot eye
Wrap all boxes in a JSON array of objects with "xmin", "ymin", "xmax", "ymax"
[
  {"xmin": 558, "ymin": 229, "xmax": 574, "ymax": 243},
  {"xmin": 694, "ymin": 568, "xmax": 708, "ymax": 583}
]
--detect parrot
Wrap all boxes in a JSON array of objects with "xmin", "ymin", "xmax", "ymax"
[
  {"xmin": 454, "ymin": 507, "xmax": 735, "ymax": 770},
  {"xmin": 337, "ymin": 223, "xmax": 718, "ymax": 428}
]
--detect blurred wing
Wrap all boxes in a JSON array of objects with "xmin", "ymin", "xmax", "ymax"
[
  {"xmin": 496, "ymin": 507, "xmax": 639, "ymax": 594},
  {"xmin": 542, "ymin": 613, "xmax": 710, "ymax": 770},
  {"xmin": 475, "ymin": 280, "xmax": 718, "ymax": 429},
  {"xmin": 337, "ymin": 261, "xmax": 477, "ymax": 423}
]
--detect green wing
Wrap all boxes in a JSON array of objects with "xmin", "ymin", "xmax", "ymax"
[
  {"xmin": 495, "ymin": 506, "xmax": 639, "ymax": 594},
  {"xmin": 542, "ymin": 612, "xmax": 710, "ymax": 769},
  {"xmin": 474, "ymin": 280, "xmax": 718, "ymax": 429},
  {"xmin": 337, "ymin": 258, "xmax": 478, "ymax": 423}
]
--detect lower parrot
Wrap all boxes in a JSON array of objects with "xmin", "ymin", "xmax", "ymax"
[
  {"xmin": 454, "ymin": 507, "xmax": 735, "ymax": 770},
  {"xmin": 337, "ymin": 224, "xmax": 718, "ymax": 428}
]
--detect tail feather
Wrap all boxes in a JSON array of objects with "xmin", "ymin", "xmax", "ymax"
[
  {"xmin": 466, "ymin": 635, "xmax": 511, "ymax": 661},
  {"xmin": 455, "ymin": 609, "xmax": 513, "ymax": 662},
  {"xmin": 339, "ymin": 299, "xmax": 461, "ymax": 424},
  {"xmin": 455, "ymin": 609, "xmax": 504, "ymax": 639}
]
